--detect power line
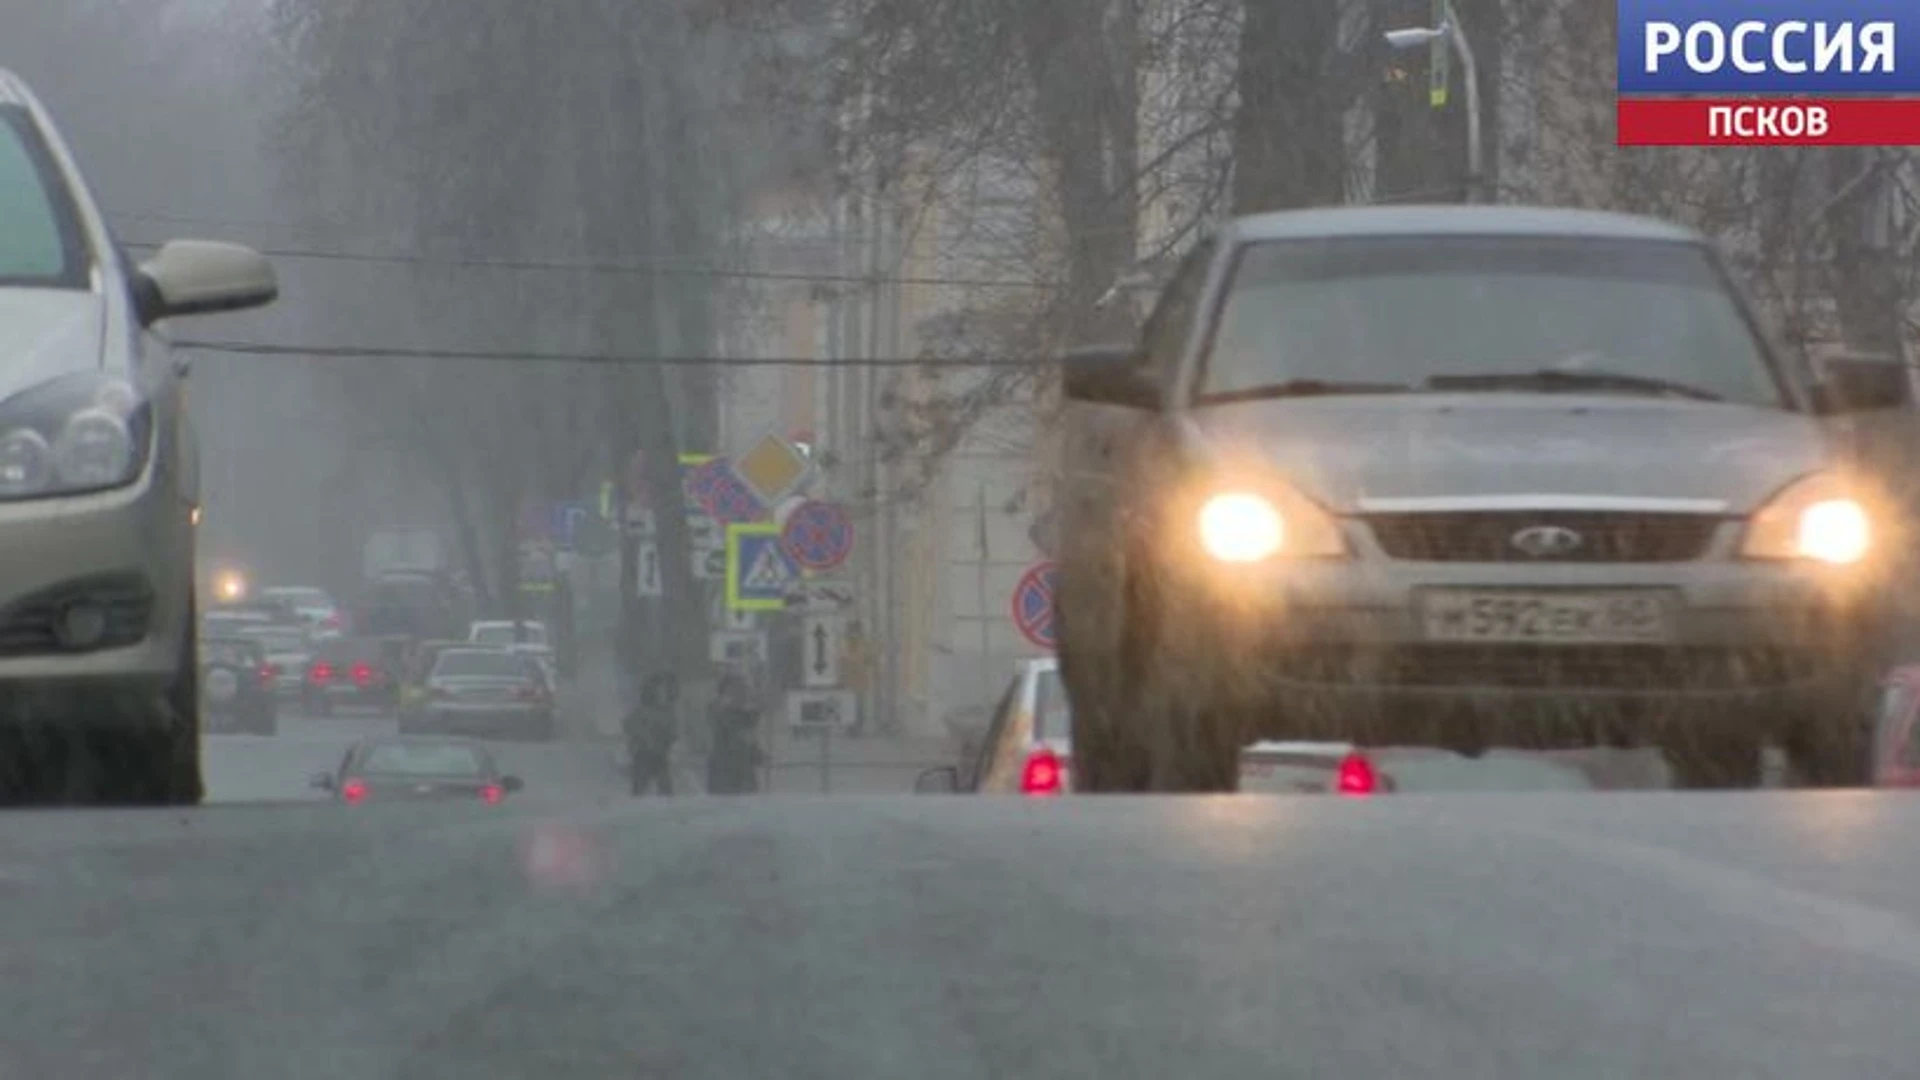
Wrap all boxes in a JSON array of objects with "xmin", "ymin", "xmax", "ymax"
[
  {"xmin": 175, "ymin": 339, "xmax": 1047, "ymax": 368},
  {"xmin": 120, "ymin": 238, "xmax": 1060, "ymax": 291}
]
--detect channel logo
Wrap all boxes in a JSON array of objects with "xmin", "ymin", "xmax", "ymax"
[{"xmin": 1617, "ymin": 0, "xmax": 1920, "ymax": 146}]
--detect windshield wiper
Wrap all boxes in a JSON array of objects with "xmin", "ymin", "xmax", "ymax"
[
  {"xmin": 1424, "ymin": 368, "xmax": 1724, "ymax": 401},
  {"xmin": 1205, "ymin": 379, "xmax": 1419, "ymax": 404}
]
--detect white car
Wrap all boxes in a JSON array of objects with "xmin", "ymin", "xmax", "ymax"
[{"xmin": 0, "ymin": 71, "xmax": 276, "ymax": 804}]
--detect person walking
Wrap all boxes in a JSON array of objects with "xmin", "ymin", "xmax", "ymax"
[
  {"xmin": 622, "ymin": 672, "xmax": 680, "ymax": 796},
  {"xmin": 706, "ymin": 673, "xmax": 765, "ymax": 795}
]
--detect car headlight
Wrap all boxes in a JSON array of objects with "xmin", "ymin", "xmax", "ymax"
[
  {"xmin": 1741, "ymin": 473, "xmax": 1872, "ymax": 565},
  {"xmin": 0, "ymin": 373, "xmax": 150, "ymax": 500},
  {"xmin": 1196, "ymin": 486, "xmax": 1345, "ymax": 563}
]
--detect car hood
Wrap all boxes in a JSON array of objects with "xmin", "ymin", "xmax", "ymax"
[
  {"xmin": 1194, "ymin": 395, "xmax": 1830, "ymax": 514},
  {"xmin": 0, "ymin": 290, "xmax": 104, "ymax": 392}
]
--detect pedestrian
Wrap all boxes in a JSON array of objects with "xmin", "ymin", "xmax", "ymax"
[
  {"xmin": 622, "ymin": 672, "xmax": 679, "ymax": 796},
  {"xmin": 706, "ymin": 673, "xmax": 765, "ymax": 795}
]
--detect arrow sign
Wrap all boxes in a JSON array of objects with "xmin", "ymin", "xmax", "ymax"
[{"xmin": 802, "ymin": 614, "xmax": 841, "ymax": 688}]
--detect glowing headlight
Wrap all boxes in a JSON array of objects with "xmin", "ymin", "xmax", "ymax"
[
  {"xmin": 1198, "ymin": 493, "xmax": 1285, "ymax": 563},
  {"xmin": 215, "ymin": 572, "xmax": 247, "ymax": 602},
  {"xmin": 1742, "ymin": 473, "xmax": 1872, "ymax": 565}
]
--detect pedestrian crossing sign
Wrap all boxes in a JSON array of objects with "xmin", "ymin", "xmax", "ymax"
[{"xmin": 725, "ymin": 522, "xmax": 800, "ymax": 612}]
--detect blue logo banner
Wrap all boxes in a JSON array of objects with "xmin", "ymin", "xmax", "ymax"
[{"xmin": 1619, "ymin": 0, "xmax": 1920, "ymax": 95}]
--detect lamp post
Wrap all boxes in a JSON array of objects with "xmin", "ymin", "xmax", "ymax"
[{"xmin": 1384, "ymin": 0, "xmax": 1485, "ymax": 203}]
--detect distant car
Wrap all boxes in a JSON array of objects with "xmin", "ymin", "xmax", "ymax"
[
  {"xmin": 396, "ymin": 638, "xmax": 472, "ymax": 727},
  {"xmin": 303, "ymin": 636, "xmax": 401, "ymax": 716},
  {"xmin": 309, "ymin": 736, "xmax": 523, "ymax": 805},
  {"xmin": 237, "ymin": 624, "xmax": 312, "ymax": 700},
  {"xmin": 406, "ymin": 647, "xmax": 555, "ymax": 740},
  {"xmin": 197, "ymin": 635, "xmax": 276, "ymax": 735},
  {"xmin": 914, "ymin": 657, "xmax": 1609, "ymax": 796},
  {"xmin": 258, "ymin": 586, "xmax": 345, "ymax": 637}
]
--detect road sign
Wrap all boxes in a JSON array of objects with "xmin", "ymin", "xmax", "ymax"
[
  {"xmin": 726, "ymin": 522, "xmax": 800, "ymax": 611},
  {"xmin": 1011, "ymin": 561, "xmax": 1058, "ymax": 651},
  {"xmin": 781, "ymin": 500, "xmax": 855, "ymax": 571},
  {"xmin": 688, "ymin": 513, "xmax": 723, "ymax": 552},
  {"xmin": 693, "ymin": 548, "xmax": 726, "ymax": 581},
  {"xmin": 709, "ymin": 630, "xmax": 768, "ymax": 667},
  {"xmin": 635, "ymin": 543, "xmax": 663, "ymax": 597},
  {"xmin": 785, "ymin": 689, "xmax": 857, "ymax": 732},
  {"xmin": 734, "ymin": 433, "xmax": 811, "ymax": 506},
  {"xmin": 701, "ymin": 461, "xmax": 769, "ymax": 526},
  {"xmin": 802, "ymin": 613, "xmax": 842, "ymax": 688},
  {"xmin": 623, "ymin": 506, "xmax": 656, "ymax": 537}
]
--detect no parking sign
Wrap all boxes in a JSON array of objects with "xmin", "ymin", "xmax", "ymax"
[{"xmin": 1011, "ymin": 561, "xmax": 1057, "ymax": 651}]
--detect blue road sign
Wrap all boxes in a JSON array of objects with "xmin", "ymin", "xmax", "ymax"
[
  {"xmin": 550, "ymin": 502, "xmax": 589, "ymax": 549},
  {"xmin": 782, "ymin": 500, "xmax": 854, "ymax": 570},
  {"xmin": 727, "ymin": 522, "xmax": 801, "ymax": 612},
  {"xmin": 1011, "ymin": 561, "xmax": 1057, "ymax": 651}
]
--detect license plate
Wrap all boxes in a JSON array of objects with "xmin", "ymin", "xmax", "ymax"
[{"xmin": 1419, "ymin": 589, "xmax": 1675, "ymax": 645}]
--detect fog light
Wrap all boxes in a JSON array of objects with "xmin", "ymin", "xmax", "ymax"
[{"xmin": 55, "ymin": 602, "xmax": 107, "ymax": 649}]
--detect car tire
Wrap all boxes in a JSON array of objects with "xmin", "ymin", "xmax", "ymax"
[
  {"xmin": 1782, "ymin": 702, "xmax": 1870, "ymax": 788},
  {"xmin": 1065, "ymin": 534, "xmax": 1245, "ymax": 793}
]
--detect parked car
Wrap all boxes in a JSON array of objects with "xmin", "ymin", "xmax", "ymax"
[
  {"xmin": 0, "ymin": 71, "xmax": 277, "ymax": 803},
  {"xmin": 198, "ymin": 635, "xmax": 276, "ymax": 735}
]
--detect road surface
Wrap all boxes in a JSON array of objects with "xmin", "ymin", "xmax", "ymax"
[{"xmin": 0, "ymin": 790, "xmax": 1916, "ymax": 1077}]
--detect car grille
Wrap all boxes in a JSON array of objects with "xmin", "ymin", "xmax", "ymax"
[
  {"xmin": 1364, "ymin": 511, "xmax": 1722, "ymax": 563},
  {"xmin": 0, "ymin": 573, "xmax": 153, "ymax": 656},
  {"xmin": 1270, "ymin": 644, "xmax": 1822, "ymax": 691}
]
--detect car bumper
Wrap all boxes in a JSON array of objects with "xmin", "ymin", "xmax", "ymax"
[
  {"xmin": 1204, "ymin": 553, "xmax": 1887, "ymax": 718},
  {"xmin": 0, "ymin": 459, "xmax": 186, "ymax": 689}
]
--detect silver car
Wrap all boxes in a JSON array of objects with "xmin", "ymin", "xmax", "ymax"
[
  {"xmin": 0, "ymin": 71, "xmax": 277, "ymax": 803},
  {"xmin": 1056, "ymin": 205, "xmax": 1901, "ymax": 792}
]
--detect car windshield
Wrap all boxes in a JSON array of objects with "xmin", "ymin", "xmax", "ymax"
[
  {"xmin": 433, "ymin": 649, "xmax": 527, "ymax": 678},
  {"xmin": 1201, "ymin": 235, "xmax": 1783, "ymax": 407},
  {"xmin": 472, "ymin": 623, "xmax": 545, "ymax": 646},
  {"xmin": 0, "ymin": 107, "xmax": 83, "ymax": 287},
  {"xmin": 354, "ymin": 742, "xmax": 486, "ymax": 778}
]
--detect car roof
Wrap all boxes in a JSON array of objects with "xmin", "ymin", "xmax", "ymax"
[{"xmin": 1221, "ymin": 205, "xmax": 1702, "ymax": 245}]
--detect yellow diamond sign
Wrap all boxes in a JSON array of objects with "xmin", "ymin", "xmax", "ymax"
[{"xmin": 733, "ymin": 433, "xmax": 810, "ymax": 505}]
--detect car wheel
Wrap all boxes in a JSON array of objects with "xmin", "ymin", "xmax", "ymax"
[
  {"xmin": 155, "ymin": 596, "xmax": 205, "ymax": 804},
  {"xmin": 1782, "ymin": 703, "xmax": 1870, "ymax": 788},
  {"xmin": 1077, "ymin": 539, "xmax": 1245, "ymax": 793}
]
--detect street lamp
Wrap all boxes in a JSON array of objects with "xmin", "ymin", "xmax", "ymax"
[{"xmin": 1384, "ymin": 0, "xmax": 1484, "ymax": 203}]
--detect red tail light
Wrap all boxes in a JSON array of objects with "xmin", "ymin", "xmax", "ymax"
[
  {"xmin": 341, "ymin": 777, "xmax": 368, "ymax": 804},
  {"xmin": 1020, "ymin": 747, "xmax": 1064, "ymax": 796},
  {"xmin": 257, "ymin": 664, "xmax": 276, "ymax": 687},
  {"xmin": 1335, "ymin": 752, "xmax": 1378, "ymax": 797},
  {"xmin": 309, "ymin": 661, "xmax": 335, "ymax": 685},
  {"xmin": 480, "ymin": 784, "xmax": 504, "ymax": 804},
  {"xmin": 351, "ymin": 662, "xmax": 374, "ymax": 687}
]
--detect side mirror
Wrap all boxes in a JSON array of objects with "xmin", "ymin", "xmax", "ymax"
[
  {"xmin": 913, "ymin": 765, "xmax": 961, "ymax": 794},
  {"xmin": 501, "ymin": 775, "xmax": 525, "ymax": 793},
  {"xmin": 309, "ymin": 772, "xmax": 335, "ymax": 791},
  {"xmin": 1062, "ymin": 345, "xmax": 1157, "ymax": 409},
  {"xmin": 1816, "ymin": 354, "xmax": 1912, "ymax": 414},
  {"xmin": 134, "ymin": 240, "xmax": 278, "ymax": 326}
]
